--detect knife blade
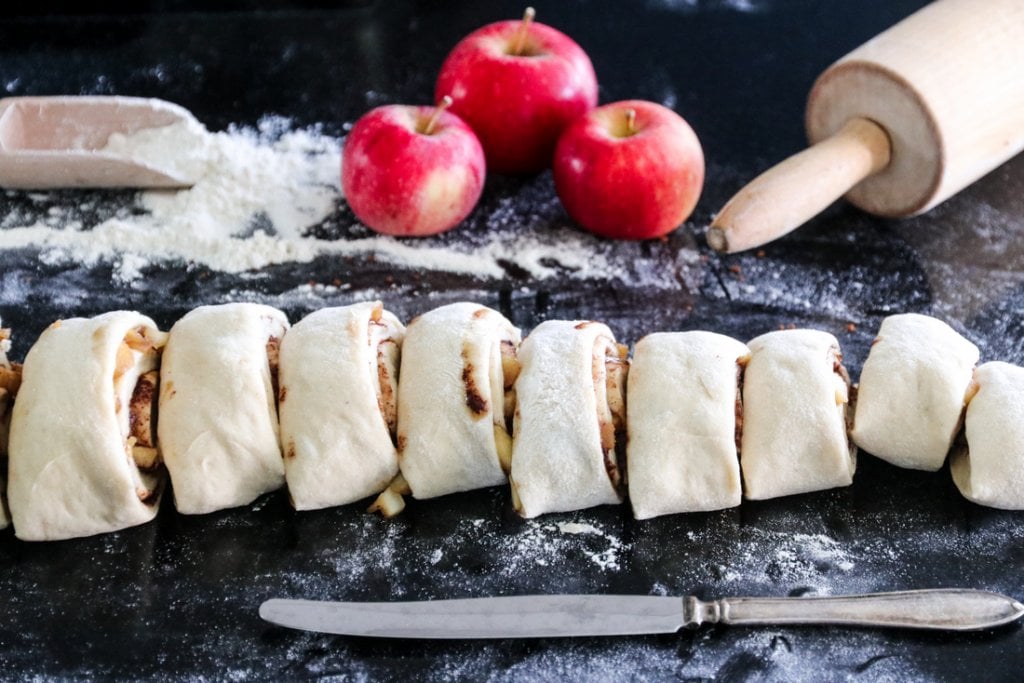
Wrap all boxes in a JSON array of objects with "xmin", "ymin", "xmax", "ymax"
[{"xmin": 259, "ymin": 588, "xmax": 1024, "ymax": 639}]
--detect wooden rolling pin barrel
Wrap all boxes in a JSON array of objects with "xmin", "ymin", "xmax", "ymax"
[{"xmin": 707, "ymin": 0, "xmax": 1024, "ymax": 253}]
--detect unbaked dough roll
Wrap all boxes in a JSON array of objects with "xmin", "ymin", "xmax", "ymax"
[
  {"xmin": 0, "ymin": 323, "xmax": 22, "ymax": 530},
  {"xmin": 7, "ymin": 312, "xmax": 167, "ymax": 541},
  {"xmin": 627, "ymin": 331, "xmax": 750, "ymax": 519},
  {"xmin": 851, "ymin": 313, "xmax": 978, "ymax": 471},
  {"xmin": 159, "ymin": 303, "xmax": 288, "ymax": 515},
  {"xmin": 279, "ymin": 302, "xmax": 405, "ymax": 510},
  {"xmin": 510, "ymin": 320, "xmax": 627, "ymax": 518},
  {"xmin": 397, "ymin": 302, "xmax": 521, "ymax": 499},
  {"xmin": 951, "ymin": 362, "xmax": 1024, "ymax": 509},
  {"xmin": 741, "ymin": 329, "xmax": 855, "ymax": 500}
]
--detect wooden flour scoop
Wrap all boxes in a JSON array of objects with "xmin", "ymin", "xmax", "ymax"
[
  {"xmin": 0, "ymin": 96, "xmax": 203, "ymax": 189},
  {"xmin": 707, "ymin": 0, "xmax": 1024, "ymax": 253}
]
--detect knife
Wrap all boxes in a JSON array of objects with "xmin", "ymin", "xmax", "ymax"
[{"xmin": 259, "ymin": 589, "xmax": 1024, "ymax": 638}]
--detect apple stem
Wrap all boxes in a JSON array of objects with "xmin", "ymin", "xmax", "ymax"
[
  {"xmin": 626, "ymin": 109, "xmax": 637, "ymax": 136},
  {"xmin": 512, "ymin": 7, "xmax": 536, "ymax": 56},
  {"xmin": 421, "ymin": 95, "xmax": 453, "ymax": 136}
]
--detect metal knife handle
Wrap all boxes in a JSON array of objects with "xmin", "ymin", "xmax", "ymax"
[{"xmin": 683, "ymin": 589, "xmax": 1024, "ymax": 632}]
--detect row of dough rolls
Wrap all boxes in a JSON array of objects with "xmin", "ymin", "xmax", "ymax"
[
  {"xmin": 1, "ymin": 305, "xmax": 1021, "ymax": 541},
  {"xmin": 851, "ymin": 313, "xmax": 1023, "ymax": 510},
  {"xmin": 629, "ymin": 328, "xmax": 855, "ymax": 518}
]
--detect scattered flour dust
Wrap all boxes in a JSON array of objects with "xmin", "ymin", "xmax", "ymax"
[
  {"xmin": 502, "ymin": 519, "xmax": 625, "ymax": 571},
  {"xmin": 0, "ymin": 115, "xmax": 653, "ymax": 285},
  {"xmin": 690, "ymin": 528, "xmax": 861, "ymax": 595}
]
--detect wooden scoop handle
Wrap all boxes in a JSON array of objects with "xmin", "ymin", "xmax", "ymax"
[{"xmin": 707, "ymin": 117, "xmax": 891, "ymax": 253}]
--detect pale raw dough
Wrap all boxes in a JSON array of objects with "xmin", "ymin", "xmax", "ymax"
[
  {"xmin": 741, "ymin": 329, "xmax": 855, "ymax": 500},
  {"xmin": 851, "ymin": 313, "xmax": 978, "ymax": 471},
  {"xmin": 397, "ymin": 302, "xmax": 520, "ymax": 499},
  {"xmin": 7, "ymin": 312, "xmax": 165, "ymax": 540},
  {"xmin": 627, "ymin": 331, "xmax": 749, "ymax": 519},
  {"xmin": 159, "ymin": 303, "xmax": 288, "ymax": 515},
  {"xmin": 0, "ymin": 321, "xmax": 14, "ymax": 530},
  {"xmin": 951, "ymin": 362, "xmax": 1024, "ymax": 509},
  {"xmin": 279, "ymin": 302, "xmax": 404, "ymax": 510},
  {"xmin": 510, "ymin": 320, "xmax": 623, "ymax": 518}
]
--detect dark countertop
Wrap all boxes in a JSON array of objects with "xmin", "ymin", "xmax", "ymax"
[{"xmin": 2, "ymin": 1, "xmax": 1023, "ymax": 680}]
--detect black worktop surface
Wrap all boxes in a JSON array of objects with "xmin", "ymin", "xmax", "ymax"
[{"xmin": 2, "ymin": 1, "xmax": 1023, "ymax": 680}]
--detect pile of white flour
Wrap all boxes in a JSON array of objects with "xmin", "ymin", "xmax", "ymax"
[
  {"xmin": 100, "ymin": 118, "xmax": 213, "ymax": 183},
  {"xmin": 1, "ymin": 117, "xmax": 343, "ymax": 281},
  {"xmin": 0, "ymin": 116, "xmax": 672, "ymax": 286}
]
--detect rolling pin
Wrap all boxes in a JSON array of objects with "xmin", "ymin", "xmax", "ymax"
[{"xmin": 707, "ymin": 0, "xmax": 1024, "ymax": 254}]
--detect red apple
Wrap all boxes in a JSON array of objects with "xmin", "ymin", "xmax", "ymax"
[
  {"xmin": 342, "ymin": 98, "xmax": 486, "ymax": 237},
  {"xmin": 435, "ymin": 8, "xmax": 598, "ymax": 175},
  {"xmin": 553, "ymin": 100, "xmax": 704, "ymax": 240}
]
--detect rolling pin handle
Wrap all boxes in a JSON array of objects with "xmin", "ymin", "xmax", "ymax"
[{"xmin": 706, "ymin": 117, "xmax": 892, "ymax": 253}]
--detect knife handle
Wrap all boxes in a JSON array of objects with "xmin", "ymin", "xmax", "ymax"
[{"xmin": 684, "ymin": 589, "xmax": 1024, "ymax": 632}]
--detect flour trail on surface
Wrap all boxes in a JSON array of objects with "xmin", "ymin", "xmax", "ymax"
[{"xmin": 0, "ymin": 116, "xmax": 697, "ymax": 287}]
